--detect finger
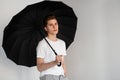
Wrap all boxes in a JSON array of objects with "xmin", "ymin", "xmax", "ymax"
[
  {"xmin": 60, "ymin": 55, "xmax": 63, "ymax": 57},
  {"xmin": 56, "ymin": 56, "xmax": 61, "ymax": 62}
]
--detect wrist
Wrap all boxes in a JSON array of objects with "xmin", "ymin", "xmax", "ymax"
[{"xmin": 54, "ymin": 60, "xmax": 58, "ymax": 65}]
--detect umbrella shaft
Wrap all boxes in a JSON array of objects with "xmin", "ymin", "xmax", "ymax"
[
  {"xmin": 44, "ymin": 38, "xmax": 57, "ymax": 55},
  {"xmin": 44, "ymin": 38, "xmax": 62, "ymax": 66}
]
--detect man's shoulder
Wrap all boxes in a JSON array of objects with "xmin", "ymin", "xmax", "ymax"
[
  {"xmin": 58, "ymin": 38, "xmax": 65, "ymax": 44},
  {"xmin": 38, "ymin": 39, "xmax": 47, "ymax": 46}
]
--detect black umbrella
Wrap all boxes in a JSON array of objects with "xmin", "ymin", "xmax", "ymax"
[{"xmin": 2, "ymin": 1, "xmax": 77, "ymax": 67}]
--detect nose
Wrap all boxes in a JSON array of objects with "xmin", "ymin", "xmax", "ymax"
[{"xmin": 53, "ymin": 25, "xmax": 57, "ymax": 29}]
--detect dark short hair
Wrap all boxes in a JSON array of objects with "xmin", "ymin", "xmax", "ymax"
[{"xmin": 43, "ymin": 13, "xmax": 57, "ymax": 27}]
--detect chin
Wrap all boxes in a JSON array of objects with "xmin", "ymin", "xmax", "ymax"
[
  {"xmin": 54, "ymin": 31, "xmax": 58, "ymax": 34},
  {"xmin": 52, "ymin": 32, "xmax": 58, "ymax": 35}
]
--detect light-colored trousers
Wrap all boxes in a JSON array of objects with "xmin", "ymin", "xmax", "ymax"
[{"xmin": 40, "ymin": 75, "xmax": 69, "ymax": 80}]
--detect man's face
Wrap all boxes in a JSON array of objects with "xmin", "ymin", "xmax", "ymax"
[{"xmin": 45, "ymin": 19, "xmax": 59, "ymax": 35}]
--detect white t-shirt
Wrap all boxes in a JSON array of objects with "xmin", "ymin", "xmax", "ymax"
[{"xmin": 36, "ymin": 37, "xmax": 66, "ymax": 77}]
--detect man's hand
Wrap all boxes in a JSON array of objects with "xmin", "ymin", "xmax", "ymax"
[{"xmin": 55, "ymin": 55, "xmax": 63, "ymax": 64}]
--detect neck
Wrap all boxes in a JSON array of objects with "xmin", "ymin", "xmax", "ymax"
[{"xmin": 47, "ymin": 34, "xmax": 57, "ymax": 41}]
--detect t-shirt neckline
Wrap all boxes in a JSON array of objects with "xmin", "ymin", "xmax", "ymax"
[{"xmin": 46, "ymin": 37, "xmax": 59, "ymax": 43}]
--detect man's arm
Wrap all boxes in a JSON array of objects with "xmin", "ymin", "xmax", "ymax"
[
  {"xmin": 37, "ymin": 55, "xmax": 62, "ymax": 72},
  {"xmin": 62, "ymin": 57, "xmax": 67, "ymax": 76},
  {"xmin": 37, "ymin": 58, "xmax": 57, "ymax": 72}
]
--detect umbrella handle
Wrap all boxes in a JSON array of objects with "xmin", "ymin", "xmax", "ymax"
[
  {"xmin": 57, "ymin": 62, "xmax": 61, "ymax": 67},
  {"xmin": 56, "ymin": 52, "xmax": 61, "ymax": 67}
]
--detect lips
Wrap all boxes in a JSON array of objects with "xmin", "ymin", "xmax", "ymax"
[{"xmin": 53, "ymin": 30, "xmax": 57, "ymax": 31}]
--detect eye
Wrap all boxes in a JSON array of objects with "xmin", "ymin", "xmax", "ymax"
[
  {"xmin": 49, "ymin": 24, "xmax": 53, "ymax": 26},
  {"xmin": 47, "ymin": 23, "xmax": 53, "ymax": 27},
  {"xmin": 55, "ymin": 22, "xmax": 58, "ymax": 25}
]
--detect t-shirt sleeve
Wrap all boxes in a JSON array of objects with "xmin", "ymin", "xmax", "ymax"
[
  {"xmin": 36, "ymin": 41, "xmax": 45, "ymax": 58},
  {"xmin": 62, "ymin": 41, "xmax": 67, "ymax": 56}
]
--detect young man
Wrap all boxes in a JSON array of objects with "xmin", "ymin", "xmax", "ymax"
[{"xmin": 36, "ymin": 14, "xmax": 69, "ymax": 80}]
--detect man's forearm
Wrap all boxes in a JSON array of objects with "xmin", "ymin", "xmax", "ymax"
[
  {"xmin": 37, "ymin": 61, "xmax": 57, "ymax": 72},
  {"xmin": 62, "ymin": 62, "xmax": 67, "ymax": 76}
]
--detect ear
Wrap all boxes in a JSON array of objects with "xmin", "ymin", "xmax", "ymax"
[{"xmin": 44, "ymin": 26, "xmax": 47, "ymax": 31}]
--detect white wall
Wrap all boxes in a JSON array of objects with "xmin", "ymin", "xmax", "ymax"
[
  {"xmin": 0, "ymin": 0, "xmax": 120, "ymax": 80},
  {"xmin": 0, "ymin": 0, "xmax": 43, "ymax": 80},
  {"xmin": 63, "ymin": 0, "xmax": 120, "ymax": 80}
]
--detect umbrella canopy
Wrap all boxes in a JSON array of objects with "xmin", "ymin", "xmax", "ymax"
[{"xmin": 2, "ymin": 1, "xmax": 77, "ymax": 67}]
